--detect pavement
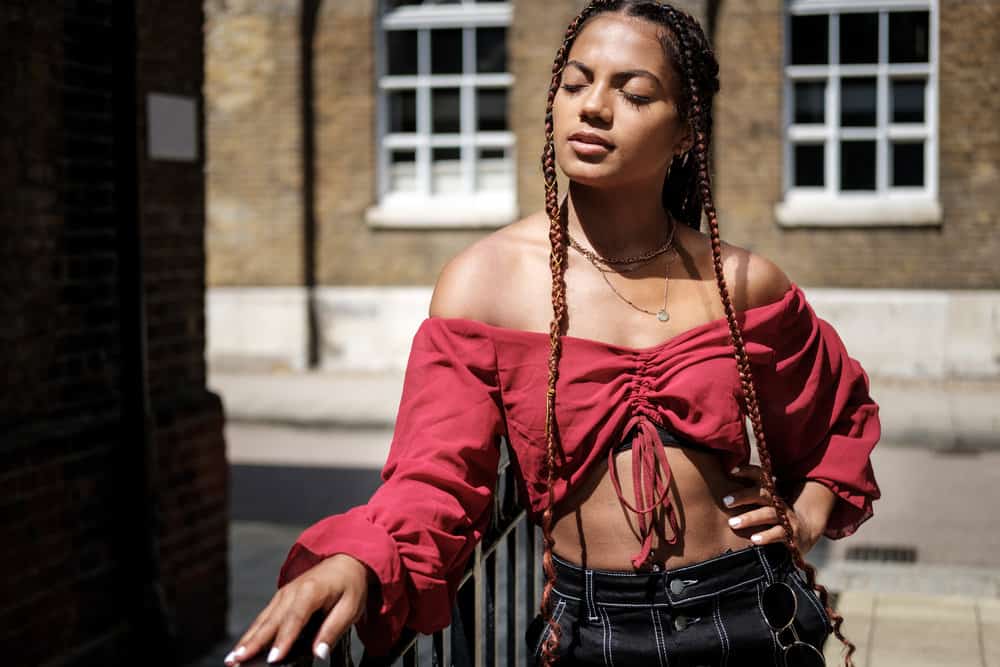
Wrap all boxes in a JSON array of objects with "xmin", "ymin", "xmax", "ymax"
[{"xmin": 184, "ymin": 369, "xmax": 1000, "ymax": 666}]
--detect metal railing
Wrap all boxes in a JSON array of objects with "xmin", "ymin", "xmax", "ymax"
[{"xmin": 249, "ymin": 436, "xmax": 543, "ymax": 667}]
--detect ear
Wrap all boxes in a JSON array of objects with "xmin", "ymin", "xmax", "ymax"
[{"xmin": 675, "ymin": 119, "xmax": 694, "ymax": 157}]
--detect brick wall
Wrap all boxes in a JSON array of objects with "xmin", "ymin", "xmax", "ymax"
[
  {"xmin": 714, "ymin": 0, "xmax": 1000, "ymax": 288},
  {"xmin": 205, "ymin": 0, "xmax": 304, "ymax": 286},
  {"xmin": 0, "ymin": 1, "xmax": 227, "ymax": 663},
  {"xmin": 138, "ymin": 0, "xmax": 229, "ymax": 660},
  {"xmin": 205, "ymin": 0, "xmax": 996, "ymax": 291}
]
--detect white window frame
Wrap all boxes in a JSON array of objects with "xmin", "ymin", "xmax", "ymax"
[
  {"xmin": 776, "ymin": 0, "xmax": 941, "ymax": 227},
  {"xmin": 365, "ymin": 1, "xmax": 517, "ymax": 229}
]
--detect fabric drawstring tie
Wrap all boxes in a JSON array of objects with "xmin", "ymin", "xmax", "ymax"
[{"xmin": 607, "ymin": 414, "xmax": 681, "ymax": 569}]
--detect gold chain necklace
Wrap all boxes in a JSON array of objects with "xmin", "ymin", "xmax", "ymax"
[{"xmin": 568, "ymin": 219, "xmax": 678, "ymax": 322}]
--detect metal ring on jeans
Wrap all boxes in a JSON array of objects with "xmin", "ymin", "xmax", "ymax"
[{"xmin": 760, "ymin": 580, "xmax": 826, "ymax": 667}]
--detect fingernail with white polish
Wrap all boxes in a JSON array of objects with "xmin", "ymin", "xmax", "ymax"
[
  {"xmin": 731, "ymin": 467, "xmax": 740, "ymax": 474},
  {"xmin": 224, "ymin": 652, "xmax": 236, "ymax": 665},
  {"xmin": 751, "ymin": 534, "xmax": 762, "ymax": 543},
  {"xmin": 315, "ymin": 642, "xmax": 331, "ymax": 660},
  {"xmin": 267, "ymin": 647, "xmax": 280, "ymax": 664},
  {"xmin": 728, "ymin": 516, "xmax": 741, "ymax": 527},
  {"xmin": 722, "ymin": 495, "xmax": 734, "ymax": 507},
  {"xmin": 235, "ymin": 647, "xmax": 247, "ymax": 658}
]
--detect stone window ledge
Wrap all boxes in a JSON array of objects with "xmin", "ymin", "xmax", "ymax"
[
  {"xmin": 365, "ymin": 194, "xmax": 517, "ymax": 229},
  {"xmin": 775, "ymin": 196, "xmax": 943, "ymax": 227}
]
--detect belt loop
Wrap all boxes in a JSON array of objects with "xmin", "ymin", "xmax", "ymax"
[{"xmin": 584, "ymin": 568, "xmax": 599, "ymax": 622}]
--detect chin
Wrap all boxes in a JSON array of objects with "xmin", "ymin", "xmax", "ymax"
[{"xmin": 558, "ymin": 158, "xmax": 628, "ymax": 190}]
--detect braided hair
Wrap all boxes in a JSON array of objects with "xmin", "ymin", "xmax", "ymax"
[{"xmin": 537, "ymin": 2, "xmax": 857, "ymax": 665}]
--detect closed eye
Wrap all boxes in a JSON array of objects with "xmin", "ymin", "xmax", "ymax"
[{"xmin": 560, "ymin": 84, "xmax": 650, "ymax": 109}]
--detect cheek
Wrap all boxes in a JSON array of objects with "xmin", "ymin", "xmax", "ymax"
[{"xmin": 620, "ymin": 117, "xmax": 676, "ymax": 161}]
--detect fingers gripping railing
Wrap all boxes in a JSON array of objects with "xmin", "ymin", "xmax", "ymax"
[{"xmin": 249, "ymin": 436, "xmax": 542, "ymax": 667}]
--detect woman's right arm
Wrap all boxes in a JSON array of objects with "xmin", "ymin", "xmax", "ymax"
[{"xmin": 225, "ymin": 250, "xmax": 507, "ymax": 665}]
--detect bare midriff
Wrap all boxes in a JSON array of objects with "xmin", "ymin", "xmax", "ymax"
[{"xmin": 550, "ymin": 444, "xmax": 756, "ymax": 571}]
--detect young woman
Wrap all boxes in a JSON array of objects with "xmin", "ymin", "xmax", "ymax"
[{"xmin": 225, "ymin": 2, "xmax": 881, "ymax": 666}]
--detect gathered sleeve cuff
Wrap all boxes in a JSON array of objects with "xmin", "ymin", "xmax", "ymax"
[
  {"xmin": 749, "ymin": 288, "xmax": 882, "ymax": 540},
  {"xmin": 276, "ymin": 318, "xmax": 505, "ymax": 656}
]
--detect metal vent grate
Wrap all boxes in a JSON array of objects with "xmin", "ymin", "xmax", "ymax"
[{"xmin": 844, "ymin": 545, "xmax": 918, "ymax": 563}]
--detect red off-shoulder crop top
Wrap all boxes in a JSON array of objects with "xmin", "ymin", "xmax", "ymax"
[{"xmin": 276, "ymin": 282, "xmax": 881, "ymax": 656}]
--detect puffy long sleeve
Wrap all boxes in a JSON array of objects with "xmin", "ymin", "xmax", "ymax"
[
  {"xmin": 748, "ymin": 288, "xmax": 882, "ymax": 540},
  {"xmin": 276, "ymin": 318, "xmax": 505, "ymax": 656}
]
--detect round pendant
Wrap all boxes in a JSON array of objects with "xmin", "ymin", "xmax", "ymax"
[{"xmin": 657, "ymin": 309, "xmax": 670, "ymax": 322}]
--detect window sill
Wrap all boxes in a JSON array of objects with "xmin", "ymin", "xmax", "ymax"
[
  {"xmin": 365, "ymin": 193, "xmax": 518, "ymax": 229},
  {"xmin": 774, "ymin": 195, "xmax": 943, "ymax": 227}
]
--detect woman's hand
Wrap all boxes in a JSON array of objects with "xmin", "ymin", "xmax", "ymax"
[
  {"xmin": 721, "ymin": 465, "xmax": 823, "ymax": 556},
  {"xmin": 224, "ymin": 553, "xmax": 373, "ymax": 665}
]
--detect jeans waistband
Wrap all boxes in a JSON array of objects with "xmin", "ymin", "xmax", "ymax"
[{"xmin": 551, "ymin": 542, "xmax": 793, "ymax": 609}]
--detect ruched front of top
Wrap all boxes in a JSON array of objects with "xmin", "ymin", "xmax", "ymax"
[{"xmin": 276, "ymin": 282, "xmax": 882, "ymax": 656}]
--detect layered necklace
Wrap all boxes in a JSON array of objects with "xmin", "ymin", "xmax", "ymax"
[{"xmin": 567, "ymin": 215, "xmax": 678, "ymax": 323}]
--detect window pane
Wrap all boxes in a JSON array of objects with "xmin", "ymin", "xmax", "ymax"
[
  {"xmin": 891, "ymin": 79, "xmax": 925, "ymax": 123},
  {"xmin": 432, "ymin": 88, "xmax": 461, "ymax": 133},
  {"xmin": 839, "ymin": 12, "xmax": 878, "ymax": 64},
  {"xmin": 477, "ymin": 88, "xmax": 508, "ymax": 131},
  {"xmin": 431, "ymin": 28, "xmax": 463, "ymax": 74},
  {"xmin": 386, "ymin": 30, "xmax": 417, "ymax": 76},
  {"xmin": 793, "ymin": 81, "xmax": 825, "ymax": 124},
  {"xmin": 432, "ymin": 147, "xmax": 462, "ymax": 194},
  {"xmin": 892, "ymin": 141, "xmax": 924, "ymax": 186},
  {"xmin": 889, "ymin": 11, "xmax": 930, "ymax": 63},
  {"xmin": 388, "ymin": 90, "xmax": 417, "ymax": 133},
  {"xmin": 840, "ymin": 77, "xmax": 876, "ymax": 127},
  {"xmin": 476, "ymin": 148, "xmax": 513, "ymax": 192},
  {"xmin": 476, "ymin": 27, "xmax": 507, "ymax": 73},
  {"xmin": 840, "ymin": 140, "xmax": 876, "ymax": 190},
  {"xmin": 790, "ymin": 15, "xmax": 828, "ymax": 65},
  {"xmin": 388, "ymin": 149, "xmax": 417, "ymax": 192},
  {"xmin": 794, "ymin": 144, "xmax": 824, "ymax": 187}
]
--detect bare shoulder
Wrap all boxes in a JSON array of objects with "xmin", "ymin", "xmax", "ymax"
[
  {"xmin": 428, "ymin": 211, "xmax": 547, "ymax": 321},
  {"xmin": 676, "ymin": 226, "xmax": 793, "ymax": 312},
  {"xmin": 720, "ymin": 239, "xmax": 793, "ymax": 311}
]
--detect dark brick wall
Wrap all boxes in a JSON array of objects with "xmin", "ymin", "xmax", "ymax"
[{"xmin": 1, "ymin": 1, "xmax": 227, "ymax": 664}]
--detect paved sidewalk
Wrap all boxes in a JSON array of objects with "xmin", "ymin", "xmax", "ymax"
[{"xmin": 826, "ymin": 589, "xmax": 999, "ymax": 666}]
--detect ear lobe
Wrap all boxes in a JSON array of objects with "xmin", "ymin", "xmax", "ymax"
[{"xmin": 679, "ymin": 121, "xmax": 695, "ymax": 155}]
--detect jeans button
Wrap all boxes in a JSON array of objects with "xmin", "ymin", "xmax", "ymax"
[
  {"xmin": 669, "ymin": 578, "xmax": 686, "ymax": 595},
  {"xmin": 673, "ymin": 614, "xmax": 689, "ymax": 631}
]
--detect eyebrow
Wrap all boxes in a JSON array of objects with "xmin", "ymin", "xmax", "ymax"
[{"xmin": 565, "ymin": 59, "xmax": 662, "ymax": 88}]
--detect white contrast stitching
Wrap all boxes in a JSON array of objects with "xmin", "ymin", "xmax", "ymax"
[
  {"xmin": 715, "ymin": 595, "xmax": 730, "ymax": 667},
  {"xmin": 788, "ymin": 569, "xmax": 832, "ymax": 634},
  {"xmin": 652, "ymin": 607, "xmax": 670, "ymax": 667},
  {"xmin": 756, "ymin": 546, "xmax": 775, "ymax": 584},
  {"xmin": 649, "ymin": 608, "xmax": 666, "ymax": 667},
  {"xmin": 586, "ymin": 570, "xmax": 599, "ymax": 621},
  {"xmin": 599, "ymin": 605, "xmax": 616, "ymax": 667},
  {"xmin": 533, "ymin": 598, "xmax": 567, "ymax": 660}
]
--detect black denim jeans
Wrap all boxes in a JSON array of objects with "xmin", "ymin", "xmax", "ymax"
[{"xmin": 526, "ymin": 541, "xmax": 832, "ymax": 666}]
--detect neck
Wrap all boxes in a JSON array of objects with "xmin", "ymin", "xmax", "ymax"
[{"xmin": 564, "ymin": 179, "xmax": 675, "ymax": 258}]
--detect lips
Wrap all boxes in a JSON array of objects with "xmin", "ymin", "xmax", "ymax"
[{"xmin": 567, "ymin": 131, "xmax": 614, "ymax": 148}]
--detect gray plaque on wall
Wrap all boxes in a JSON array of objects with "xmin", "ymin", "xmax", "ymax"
[{"xmin": 147, "ymin": 92, "xmax": 198, "ymax": 162}]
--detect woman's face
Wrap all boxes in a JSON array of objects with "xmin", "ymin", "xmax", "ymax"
[{"xmin": 553, "ymin": 13, "xmax": 692, "ymax": 189}]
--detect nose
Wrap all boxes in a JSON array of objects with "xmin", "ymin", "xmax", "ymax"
[{"xmin": 579, "ymin": 82, "xmax": 613, "ymax": 124}]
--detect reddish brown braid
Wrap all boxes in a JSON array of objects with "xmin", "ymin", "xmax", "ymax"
[{"xmin": 537, "ymin": 3, "xmax": 857, "ymax": 666}]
